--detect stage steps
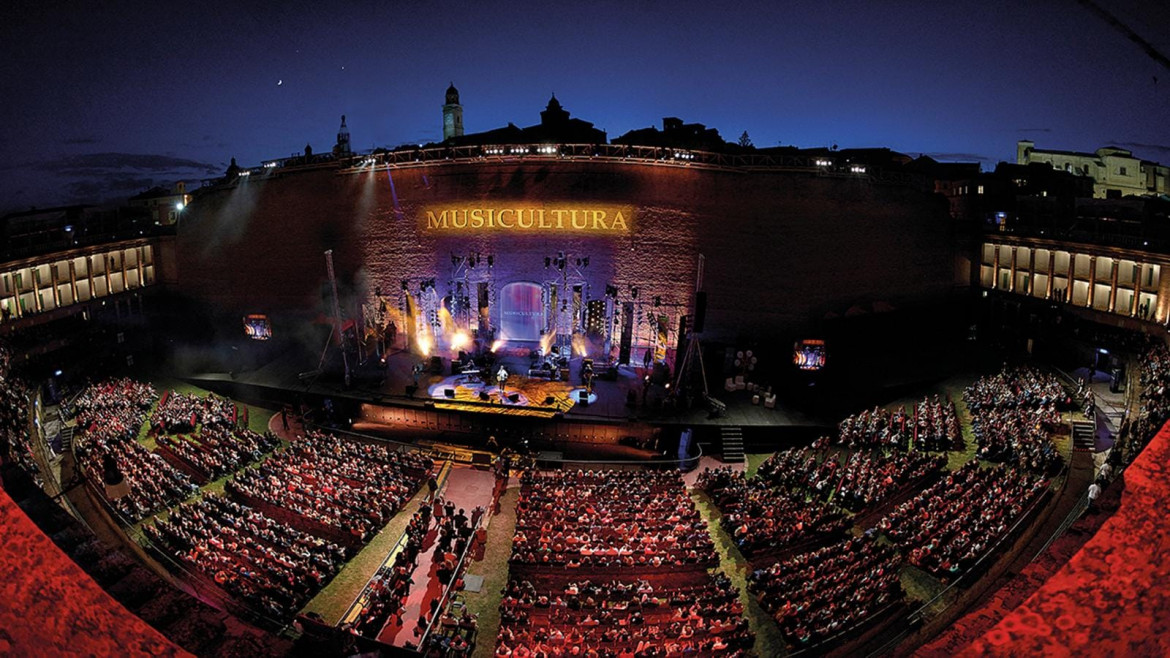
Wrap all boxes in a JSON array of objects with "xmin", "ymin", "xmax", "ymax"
[
  {"xmin": 721, "ymin": 427, "xmax": 745, "ymax": 463},
  {"xmin": 1071, "ymin": 420, "xmax": 1096, "ymax": 452}
]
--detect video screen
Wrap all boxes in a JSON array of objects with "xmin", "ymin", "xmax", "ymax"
[
  {"xmin": 794, "ymin": 339, "xmax": 826, "ymax": 371},
  {"xmin": 243, "ymin": 314, "xmax": 272, "ymax": 340}
]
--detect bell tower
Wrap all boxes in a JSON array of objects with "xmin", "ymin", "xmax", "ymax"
[
  {"xmin": 443, "ymin": 82, "xmax": 464, "ymax": 142},
  {"xmin": 335, "ymin": 115, "xmax": 351, "ymax": 156}
]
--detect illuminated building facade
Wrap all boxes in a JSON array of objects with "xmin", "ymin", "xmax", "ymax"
[{"xmin": 1017, "ymin": 140, "xmax": 1170, "ymax": 199}]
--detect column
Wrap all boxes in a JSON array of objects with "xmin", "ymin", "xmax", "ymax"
[
  {"xmin": 68, "ymin": 260, "xmax": 78, "ymax": 305},
  {"xmin": 1087, "ymin": 256, "xmax": 1097, "ymax": 308},
  {"xmin": 31, "ymin": 267, "xmax": 42, "ymax": 313},
  {"xmin": 1133, "ymin": 263, "xmax": 1143, "ymax": 317},
  {"xmin": 1066, "ymin": 254, "xmax": 1076, "ymax": 304},
  {"xmin": 992, "ymin": 247, "xmax": 1000, "ymax": 290},
  {"xmin": 1108, "ymin": 260, "xmax": 1119, "ymax": 313},
  {"xmin": 86, "ymin": 255, "xmax": 96, "ymax": 299},
  {"xmin": 1046, "ymin": 251, "xmax": 1056, "ymax": 299},
  {"xmin": 137, "ymin": 246, "xmax": 146, "ymax": 287},
  {"xmin": 1027, "ymin": 248, "xmax": 1036, "ymax": 296},
  {"xmin": 103, "ymin": 253, "xmax": 112, "ymax": 297},
  {"xmin": 1010, "ymin": 246, "xmax": 1018, "ymax": 293},
  {"xmin": 120, "ymin": 249, "xmax": 129, "ymax": 291},
  {"xmin": 50, "ymin": 263, "xmax": 60, "ymax": 307}
]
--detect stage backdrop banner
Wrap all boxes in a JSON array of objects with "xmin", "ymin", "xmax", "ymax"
[{"xmin": 499, "ymin": 282, "xmax": 544, "ymax": 341}]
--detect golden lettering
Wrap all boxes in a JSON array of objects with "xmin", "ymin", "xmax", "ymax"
[
  {"xmin": 422, "ymin": 207, "xmax": 632, "ymax": 232},
  {"xmin": 611, "ymin": 211, "xmax": 628, "ymax": 231}
]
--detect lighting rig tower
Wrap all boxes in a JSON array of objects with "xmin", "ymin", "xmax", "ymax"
[
  {"xmin": 324, "ymin": 250, "xmax": 351, "ymax": 388},
  {"xmin": 545, "ymin": 251, "xmax": 589, "ymax": 354}
]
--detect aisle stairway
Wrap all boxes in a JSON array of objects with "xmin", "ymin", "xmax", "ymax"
[
  {"xmin": 721, "ymin": 427, "xmax": 745, "ymax": 463},
  {"xmin": 1071, "ymin": 420, "xmax": 1096, "ymax": 453}
]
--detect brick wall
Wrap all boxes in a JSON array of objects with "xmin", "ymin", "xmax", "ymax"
[{"xmin": 178, "ymin": 160, "xmax": 953, "ymax": 341}]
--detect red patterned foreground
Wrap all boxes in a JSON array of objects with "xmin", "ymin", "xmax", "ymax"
[
  {"xmin": 933, "ymin": 421, "xmax": 1170, "ymax": 657},
  {"xmin": 0, "ymin": 487, "xmax": 187, "ymax": 657}
]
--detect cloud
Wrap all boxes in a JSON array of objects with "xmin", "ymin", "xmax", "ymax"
[
  {"xmin": 924, "ymin": 151, "xmax": 994, "ymax": 163},
  {"xmin": 31, "ymin": 152, "xmax": 222, "ymax": 176},
  {"xmin": 1016, "ymin": 127, "xmax": 1052, "ymax": 134},
  {"xmin": 62, "ymin": 136, "xmax": 101, "ymax": 145},
  {"xmin": 1111, "ymin": 141, "xmax": 1170, "ymax": 157}
]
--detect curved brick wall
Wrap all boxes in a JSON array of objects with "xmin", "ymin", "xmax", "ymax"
[{"xmin": 177, "ymin": 159, "xmax": 953, "ymax": 340}]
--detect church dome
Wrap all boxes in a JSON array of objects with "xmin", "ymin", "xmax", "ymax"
[{"xmin": 445, "ymin": 83, "xmax": 460, "ymax": 105}]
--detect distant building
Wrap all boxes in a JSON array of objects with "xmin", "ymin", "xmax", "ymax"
[
  {"xmin": 1017, "ymin": 140, "xmax": 1169, "ymax": 199},
  {"xmin": 443, "ymin": 83, "xmax": 464, "ymax": 142},
  {"xmin": 128, "ymin": 182, "xmax": 189, "ymax": 226},
  {"xmin": 613, "ymin": 117, "xmax": 730, "ymax": 151},
  {"xmin": 445, "ymin": 93, "xmax": 606, "ymax": 147},
  {"xmin": 333, "ymin": 115, "xmax": 351, "ymax": 157}
]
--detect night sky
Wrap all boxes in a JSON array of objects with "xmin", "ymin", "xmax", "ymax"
[{"xmin": 1, "ymin": 0, "xmax": 1168, "ymax": 213}]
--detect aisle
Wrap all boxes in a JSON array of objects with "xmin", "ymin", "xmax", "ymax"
[{"xmin": 379, "ymin": 465, "xmax": 498, "ymax": 647}]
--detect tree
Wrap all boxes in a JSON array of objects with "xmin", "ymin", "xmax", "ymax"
[{"xmin": 738, "ymin": 131, "xmax": 753, "ymax": 148}]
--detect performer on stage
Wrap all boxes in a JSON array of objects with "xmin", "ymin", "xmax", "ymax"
[{"xmin": 497, "ymin": 366, "xmax": 509, "ymax": 396}]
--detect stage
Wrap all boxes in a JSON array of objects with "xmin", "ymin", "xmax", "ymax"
[{"xmin": 179, "ymin": 339, "xmax": 834, "ymax": 453}]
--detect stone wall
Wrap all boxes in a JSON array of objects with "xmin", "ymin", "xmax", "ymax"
[{"xmin": 177, "ymin": 159, "xmax": 954, "ymax": 342}]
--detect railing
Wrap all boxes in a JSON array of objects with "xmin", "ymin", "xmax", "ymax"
[
  {"xmin": 215, "ymin": 142, "xmax": 933, "ymax": 192},
  {"xmin": 417, "ymin": 514, "xmax": 485, "ymax": 652}
]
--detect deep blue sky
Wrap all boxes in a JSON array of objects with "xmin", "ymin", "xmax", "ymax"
[{"xmin": 1, "ymin": 0, "xmax": 1168, "ymax": 213}]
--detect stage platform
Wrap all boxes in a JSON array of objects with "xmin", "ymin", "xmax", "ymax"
[{"xmin": 183, "ymin": 346, "xmax": 834, "ymax": 437}]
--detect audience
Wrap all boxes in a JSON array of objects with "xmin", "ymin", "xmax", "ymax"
[
  {"xmin": 145, "ymin": 493, "xmax": 345, "ymax": 621},
  {"xmin": 964, "ymin": 366, "xmax": 1065, "ymax": 473},
  {"xmin": 749, "ymin": 536, "xmax": 902, "ymax": 649},
  {"xmin": 226, "ymin": 430, "xmax": 430, "ymax": 545},
  {"xmin": 74, "ymin": 379, "xmax": 198, "ymax": 521},
  {"xmin": 875, "ymin": 461, "xmax": 1048, "ymax": 578}
]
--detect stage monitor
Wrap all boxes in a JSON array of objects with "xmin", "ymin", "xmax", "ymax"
[
  {"xmin": 794, "ymin": 339, "xmax": 826, "ymax": 371},
  {"xmin": 243, "ymin": 314, "xmax": 272, "ymax": 341}
]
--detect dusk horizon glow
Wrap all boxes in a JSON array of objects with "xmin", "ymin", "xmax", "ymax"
[{"xmin": 1, "ymin": 0, "xmax": 1168, "ymax": 212}]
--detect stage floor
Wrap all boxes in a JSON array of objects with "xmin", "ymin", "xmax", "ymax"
[{"xmin": 185, "ymin": 346, "xmax": 832, "ymax": 430}]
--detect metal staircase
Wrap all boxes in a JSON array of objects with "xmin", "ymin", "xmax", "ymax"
[
  {"xmin": 1071, "ymin": 420, "xmax": 1096, "ymax": 453},
  {"xmin": 721, "ymin": 426, "xmax": 745, "ymax": 463}
]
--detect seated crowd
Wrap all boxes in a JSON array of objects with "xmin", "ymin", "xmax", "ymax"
[
  {"xmin": 913, "ymin": 395, "xmax": 962, "ymax": 451},
  {"xmin": 145, "ymin": 493, "xmax": 346, "ymax": 622},
  {"xmin": 152, "ymin": 390, "xmax": 238, "ymax": 433},
  {"xmin": 1134, "ymin": 341, "xmax": 1170, "ymax": 454},
  {"xmin": 74, "ymin": 379, "xmax": 198, "ymax": 521},
  {"xmin": 226, "ymin": 430, "xmax": 430, "ymax": 545},
  {"xmin": 834, "ymin": 406, "xmax": 911, "ymax": 450},
  {"xmin": 749, "ymin": 536, "xmax": 903, "ymax": 649},
  {"xmin": 511, "ymin": 469, "xmax": 715, "ymax": 570},
  {"xmin": 698, "ymin": 467, "xmax": 847, "ymax": 559},
  {"xmin": 156, "ymin": 425, "xmax": 279, "ymax": 483},
  {"xmin": 500, "ymin": 469, "xmax": 752, "ymax": 656},
  {"xmin": 875, "ymin": 460, "xmax": 1048, "ymax": 578},
  {"xmin": 0, "ymin": 342, "xmax": 36, "ymax": 482},
  {"xmin": 496, "ymin": 573, "xmax": 753, "ymax": 657},
  {"xmin": 964, "ymin": 366, "xmax": 1065, "ymax": 473}
]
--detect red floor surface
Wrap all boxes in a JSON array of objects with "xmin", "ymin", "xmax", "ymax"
[
  {"xmin": 944, "ymin": 421, "xmax": 1170, "ymax": 657},
  {"xmin": 380, "ymin": 465, "xmax": 497, "ymax": 647},
  {"xmin": 0, "ymin": 488, "xmax": 187, "ymax": 657}
]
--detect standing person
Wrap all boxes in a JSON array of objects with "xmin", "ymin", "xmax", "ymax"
[{"xmin": 1087, "ymin": 481, "xmax": 1101, "ymax": 511}]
